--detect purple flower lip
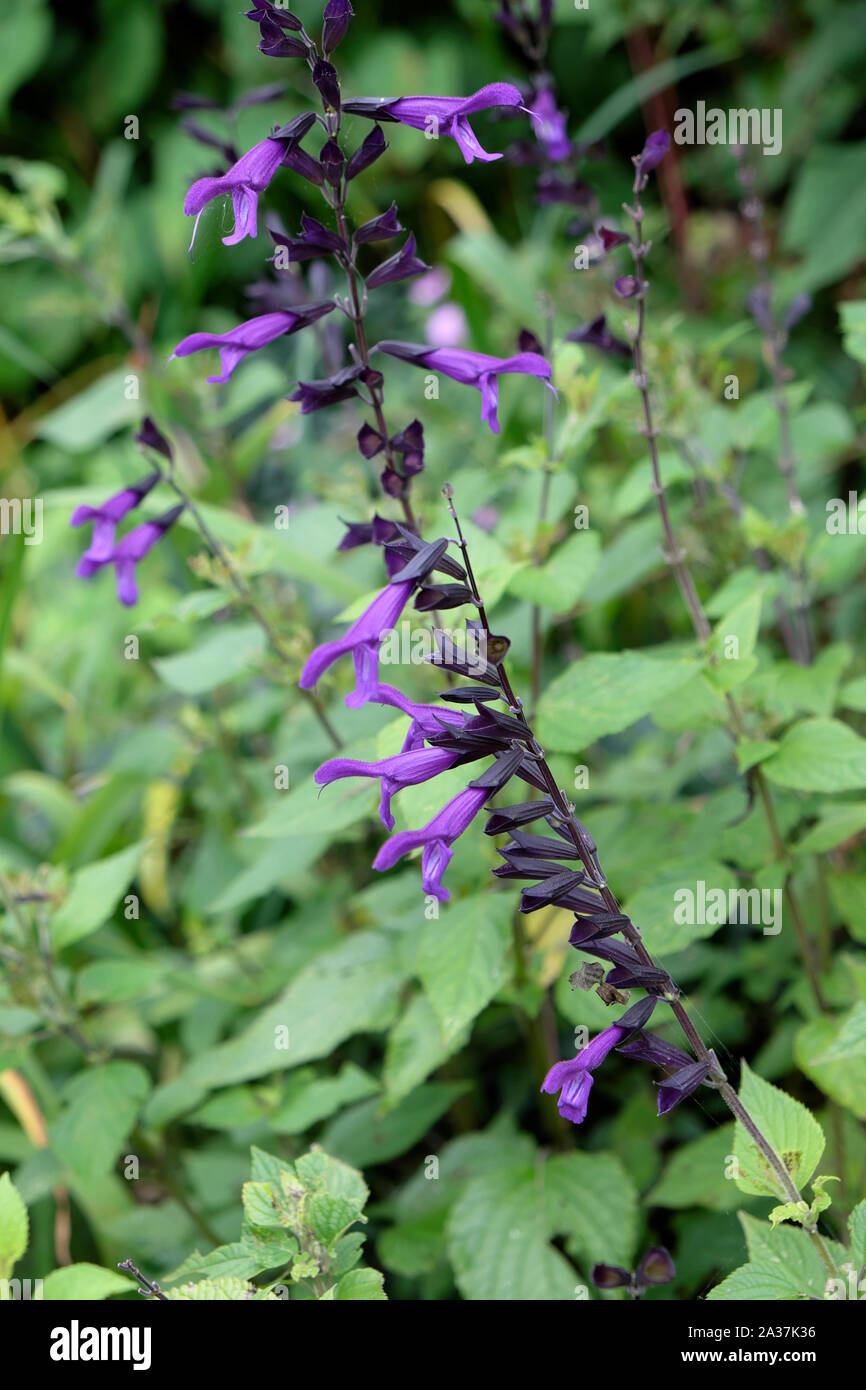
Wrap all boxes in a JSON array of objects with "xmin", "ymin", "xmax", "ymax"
[
  {"xmin": 298, "ymin": 579, "xmax": 415, "ymax": 708},
  {"xmin": 371, "ymin": 784, "xmax": 488, "ymax": 901},
  {"xmin": 184, "ymin": 136, "xmax": 287, "ymax": 248},
  {"xmin": 541, "ymin": 996, "xmax": 656, "ymax": 1125},
  {"xmin": 636, "ymin": 128, "xmax": 670, "ymax": 177},
  {"xmin": 315, "ymin": 745, "xmax": 459, "ymax": 830},
  {"xmin": 171, "ymin": 303, "xmax": 336, "ymax": 383},
  {"xmin": 343, "ymin": 83, "xmax": 524, "ymax": 164},
  {"xmin": 76, "ymin": 503, "xmax": 184, "ymax": 607},
  {"xmin": 70, "ymin": 472, "xmax": 161, "ymax": 564},
  {"xmin": 375, "ymin": 340, "xmax": 554, "ymax": 434},
  {"xmin": 528, "ymin": 87, "xmax": 572, "ymax": 162}
]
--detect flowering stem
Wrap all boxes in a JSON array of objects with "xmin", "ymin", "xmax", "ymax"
[
  {"xmin": 621, "ymin": 164, "xmax": 829, "ymax": 1016},
  {"xmin": 529, "ymin": 300, "xmax": 558, "ymax": 718},
  {"xmin": 732, "ymin": 147, "xmax": 812, "ymax": 665},
  {"xmin": 163, "ymin": 474, "xmax": 342, "ymax": 750},
  {"xmin": 313, "ymin": 60, "xmax": 419, "ymax": 533},
  {"xmin": 445, "ymin": 488, "xmax": 837, "ymax": 1277}
]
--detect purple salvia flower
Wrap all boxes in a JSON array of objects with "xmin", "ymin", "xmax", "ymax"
[
  {"xmin": 315, "ymin": 745, "xmax": 459, "ymax": 830},
  {"xmin": 656, "ymin": 1060, "xmax": 711, "ymax": 1115},
  {"xmin": 184, "ymin": 137, "xmax": 286, "ymax": 248},
  {"xmin": 371, "ymin": 784, "xmax": 488, "ymax": 901},
  {"xmin": 322, "ymin": 0, "xmax": 353, "ymax": 54},
  {"xmin": 636, "ymin": 128, "xmax": 670, "ymax": 178},
  {"xmin": 345, "ymin": 124, "xmax": 387, "ymax": 181},
  {"xmin": 134, "ymin": 417, "xmax": 173, "ymax": 461},
  {"xmin": 312, "ymin": 58, "xmax": 341, "ymax": 113},
  {"xmin": 290, "ymin": 363, "xmax": 380, "ymax": 414},
  {"xmin": 376, "ymin": 340, "xmax": 553, "ymax": 434},
  {"xmin": 529, "ymin": 88, "xmax": 571, "ymax": 162},
  {"xmin": 244, "ymin": 3, "xmax": 304, "ymax": 30},
  {"xmin": 566, "ymin": 315, "xmax": 630, "ymax": 360},
  {"xmin": 298, "ymin": 580, "xmax": 414, "ymax": 707},
  {"xmin": 171, "ymin": 304, "xmax": 336, "ymax": 383},
  {"xmin": 354, "ymin": 203, "xmax": 403, "ymax": 246},
  {"xmin": 70, "ymin": 473, "xmax": 161, "ymax": 564},
  {"xmin": 370, "ymin": 682, "xmax": 465, "ymax": 750},
  {"xmin": 614, "ymin": 275, "xmax": 644, "ymax": 299},
  {"xmin": 365, "ymin": 235, "xmax": 430, "ymax": 290},
  {"xmin": 319, "ymin": 137, "xmax": 345, "ymax": 186},
  {"xmin": 541, "ymin": 1023, "xmax": 630, "ymax": 1125},
  {"xmin": 343, "ymin": 83, "xmax": 525, "ymax": 164},
  {"xmin": 77, "ymin": 505, "xmax": 185, "ymax": 607}
]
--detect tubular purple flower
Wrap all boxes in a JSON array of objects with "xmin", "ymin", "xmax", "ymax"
[
  {"xmin": 541, "ymin": 1023, "xmax": 630, "ymax": 1125},
  {"xmin": 171, "ymin": 304, "xmax": 335, "ymax": 383},
  {"xmin": 636, "ymin": 128, "xmax": 670, "ymax": 177},
  {"xmin": 529, "ymin": 88, "xmax": 571, "ymax": 162},
  {"xmin": 370, "ymin": 682, "xmax": 465, "ymax": 750},
  {"xmin": 184, "ymin": 137, "xmax": 286, "ymax": 248},
  {"xmin": 376, "ymin": 340, "xmax": 553, "ymax": 434},
  {"xmin": 299, "ymin": 581, "xmax": 414, "ymax": 708},
  {"xmin": 315, "ymin": 745, "xmax": 459, "ymax": 830},
  {"xmin": 365, "ymin": 235, "xmax": 429, "ymax": 290},
  {"xmin": 371, "ymin": 784, "xmax": 488, "ymax": 901},
  {"xmin": 77, "ymin": 504, "xmax": 184, "ymax": 607},
  {"xmin": 69, "ymin": 473, "xmax": 160, "ymax": 563},
  {"xmin": 343, "ymin": 83, "xmax": 524, "ymax": 164}
]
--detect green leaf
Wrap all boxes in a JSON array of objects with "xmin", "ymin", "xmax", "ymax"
[
  {"xmin": 267, "ymin": 1064, "xmax": 379, "ymax": 1134},
  {"xmin": 48, "ymin": 1062, "xmax": 150, "ymax": 1179},
  {"xmin": 506, "ymin": 531, "xmax": 601, "ymax": 612},
  {"xmin": 34, "ymin": 369, "xmax": 141, "ymax": 451},
  {"xmin": 704, "ymin": 590, "xmax": 763, "ymax": 694},
  {"xmin": 733, "ymin": 1062, "xmax": 826, "ymax": 1197},
  {"xmin": 51, "ymin": 842, "xmax": 144, "ymax": 948},
  {"xmin": 383, "ymin": 992, "xmax": 469, "ymax": 1107},
  {"xmin": 332, "ymin": 1266, "xmax": 386, "ymax": 1300},
  {"xmin": 145, "ymin": 932, "xmax": 406, "ymax": 1123},
  {"xmin": 793, "ymin": 803, "xmax": 866, "ymax": 854},
  {"xmin": 321, "ymin": 1083, "xmax": 466, "ymax": 1169},
  {"xmin": 839, "ymin": 300, "xmax": 866, "ymax": 364},
  {"xmin": 447, "ymin": 1166, "xmax": 579, "ymax": 1301},
  {"xmin": 152, "ymin": 624, "xmax": 266, "ymax": 696},
  {"xmin": 165, "ymin": 1276, "xmax": 263, "ymax": 1300},
  {"xmin": 814, "ymin": 1003, "xmax": 866, "ymax": 1064},
  {"xmin": 736, "ymin": 739, "xmax": 780, "ymax": 774},
  {"xmin": 544, "ymin": 1152, "xmax": 638, "ymax": 1270},
  {"xmin": 706, "ymin": 1260, "xmax": 815, "ymax": 1301},
  {"xmin": 622, "ymin": 856, "xmax": 739, "ymax": 955},
  {"xmin": 762, "ymin": 718, "xmax": 866, "ymax": 792},
  {"xmin": 796, "ymin": 1015, "xmax": 866, "ymax": 1118},
  {"xmin": 536, "ymin": 650, "xmax": 698, "ymax": 752},
  {"xmin": 848, "ymin": 1200, "xmax": 866, "ymax": 1263},
  {"xmin": 415, "ymin": 891, "xmax": 511, "ymax": 1045},
  {"xmin": 828, "ymin": 874, "xmax": 866, "ymax": 944},
  {"xmin": 0, "ymin": 1172, "xmax": 28, "ymax": 1279},
  {"xmin": 40, "ymin": 1263, "xmax": 134, "ymax": 1301},
  {"xmin": 649, "ymin": 1125, "xmax": 740, "ymax": 1212}
]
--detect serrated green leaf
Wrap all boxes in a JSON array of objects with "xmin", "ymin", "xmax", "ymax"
[
  {"xmin": 0, "ymin": 1172, "xmax": 28, "ymax": 1279},
  {"xmin": 733, "ymin": 1062, "xmax": 825, "ymax": 1196},
  {"xmin": 537, "ymin": 650, "xmax": 698, "ymax": 752}
]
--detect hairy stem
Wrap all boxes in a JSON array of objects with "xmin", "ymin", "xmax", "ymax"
[{"xmin": 445, "ymin": 491, "xmax": 838, "ymax": 1281}]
